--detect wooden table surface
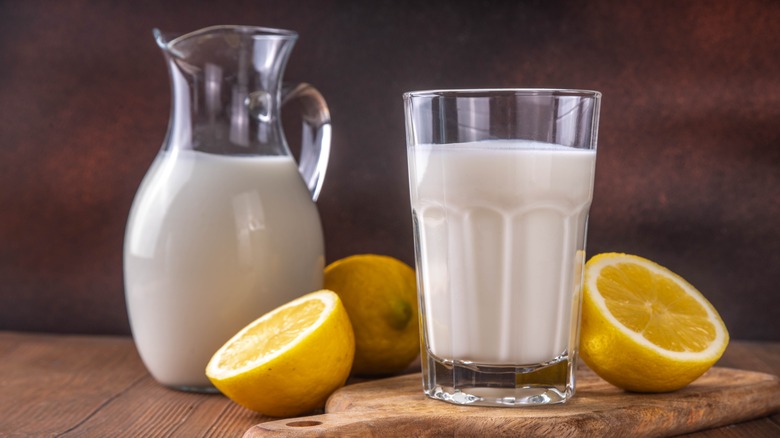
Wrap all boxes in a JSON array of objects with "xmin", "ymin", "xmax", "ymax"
[{"xmin": 1, "ymin": 331, "xmax": 778, "ymax": 437}]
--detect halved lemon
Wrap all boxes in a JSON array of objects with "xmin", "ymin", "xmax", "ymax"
[
  {"xmin": 580, "ymin": 253, "xmax": 729, "ymax": 392},
  {"xmin": 206, "ymin": 290, "xmax": 355, "ymax": 417}
]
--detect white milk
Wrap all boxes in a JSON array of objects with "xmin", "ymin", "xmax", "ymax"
[
  {"xmin": 408, "ymin": 140, "xmax": 596, "ymax": 365},
  {"xmin": 124, "ymin": 150, "xmax": 324, "ymax": 389}
]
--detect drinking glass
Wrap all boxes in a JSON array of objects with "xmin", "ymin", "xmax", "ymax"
[{"xmin": 404, "ymin": 89, "xmax": 601, "ymax": 406}]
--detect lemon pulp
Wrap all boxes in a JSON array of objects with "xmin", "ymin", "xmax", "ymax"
[
  {"xmin": 580, "ymin": 253, "xmax": 729, "ymax": 392},
  {"xmin": 206, "ymin": 290, "xmax": 354, "ymax": 417}
]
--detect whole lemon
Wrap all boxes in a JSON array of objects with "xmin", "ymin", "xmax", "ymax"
[{"xmin": 324, "ymin": 254, "xmax": 419, "ymax": 376}]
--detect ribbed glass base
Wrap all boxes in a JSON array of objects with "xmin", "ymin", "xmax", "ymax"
[{"xmin": 422, "ymin": 349, "xmax": 575, "ymax": 406}]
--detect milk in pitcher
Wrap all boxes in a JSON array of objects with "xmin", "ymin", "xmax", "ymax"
[{"xmin": 124, "ymin": 150, "xmax": 324, "ymax": 389}]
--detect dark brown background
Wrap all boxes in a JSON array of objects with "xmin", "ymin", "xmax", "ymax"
[{"xmin": 1, "ymin": 0, "xmax": 778, "ymax": 340}]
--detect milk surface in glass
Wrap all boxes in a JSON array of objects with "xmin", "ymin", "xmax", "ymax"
[
  {"xmin": 124, "ymin": 150, "xmax": 324, "ymax": 389},
  {"xmin": 408, "ymin": 139, "xmax": 596, "ymax": 366}
]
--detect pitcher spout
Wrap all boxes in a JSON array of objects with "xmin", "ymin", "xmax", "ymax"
[
  {"xmin": 153, "ymin": 28, "xmax": 191, "ymax": 59},
  {"xmin": 153, "ymin": 28, "xmax": 170, "ymax": 52},
  {"xmin": 153, "ymin": 25, "xmax": 300, "ymax": 156}
]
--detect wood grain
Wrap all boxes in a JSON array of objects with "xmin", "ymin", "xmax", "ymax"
[
  {"xmin": 248, "ymin": 367, "xmax": 780, "ymax": 437},
  {"xmin": 0, "ymin": 332, "xmax": 265, "ymax": 437},
  {"xmin": 2, "ymin": 332, "xmax": 779, "ymax": 437}
]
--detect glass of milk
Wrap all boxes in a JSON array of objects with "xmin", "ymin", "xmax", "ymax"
[{"xmin": 404, "ymin": 89, "xmax": 601, "ymax": 406}]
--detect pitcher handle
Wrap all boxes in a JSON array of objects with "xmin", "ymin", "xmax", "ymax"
[{"xmin": 281, "ymin": 83, "xmax": 332, "ymax": 202}]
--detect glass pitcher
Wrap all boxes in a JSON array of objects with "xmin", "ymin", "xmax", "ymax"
[{"xmin": 123, "ymin": 25, "xmax": 331, "ymax": 392}]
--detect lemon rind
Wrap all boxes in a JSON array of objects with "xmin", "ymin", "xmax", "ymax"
[{"xmin": 584, "ymin": 254, "xmax": 728, "ymax": 362}]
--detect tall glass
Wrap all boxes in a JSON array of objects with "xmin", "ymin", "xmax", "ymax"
[{"xmin": 404, "ymin": 89, "xmax": 601, "ymax": 406}]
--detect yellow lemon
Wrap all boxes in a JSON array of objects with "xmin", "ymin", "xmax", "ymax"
[
  {"xmin": 580, "ymin": 253, "xmax": 729, "ymax": 392},
  {"xmin": 205, "ymin": 290, "xmax": 354, "ymax": 417},
  {"xmin": 324, "ymin": 254, "xmax": 419, "ymax": 376}
]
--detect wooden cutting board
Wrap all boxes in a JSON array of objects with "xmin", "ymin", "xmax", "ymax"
[{"xmin": 245, "ymin": 367, "xmax": 780, "ymax": 437}]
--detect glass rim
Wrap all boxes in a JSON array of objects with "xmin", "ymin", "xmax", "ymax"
[
  {"xmin": 403, "ymin": 88, "xmax": 601, "ymax": 99},
  {"xmin": 157, "ymin": 25, "xmax": 298, "ymax": 49}
]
